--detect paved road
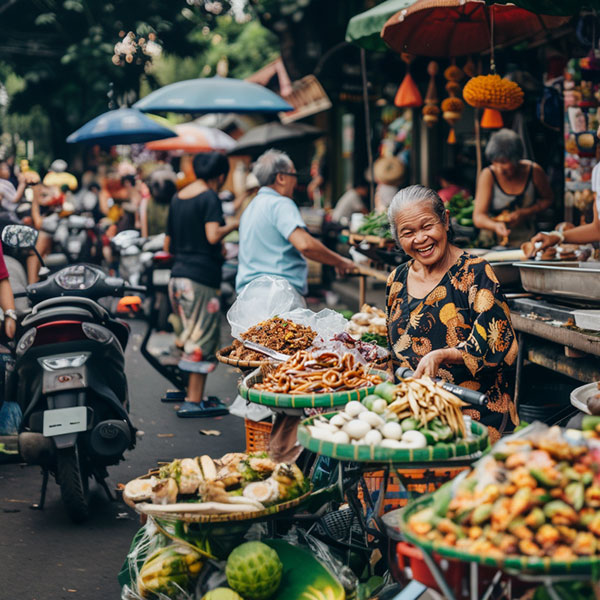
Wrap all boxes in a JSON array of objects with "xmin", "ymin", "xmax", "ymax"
[{"xmin": 0, "ymin": 319, "xmax": 246, "ymax": 600}]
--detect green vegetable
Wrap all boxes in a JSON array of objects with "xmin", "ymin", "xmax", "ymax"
[
  {"xmin": 530, "ymin": 468, "xmax": 562, "ymax": 488},
  {"xmin": 582, "ymin": 415, "xmax": 600, "ymax": 431},
  {"xmin": 362, "ymin": 394, "xmax": 380, "ymax": 411},
  {"xmin": 356, "ymin": 211, "xmax": 393, "ymax": 239},
  {"xmin": 401, "ymin": 417, "xmax": 420, "ymax": 432},
  {"xmin": 543, "ymin": 500, "xmax": 577, "ymax": 520},
  {"xmin": 565, "ymin": 482, "xmax": 585, "ymax": 511},
  {"xmin": 374, "ymin": 381, "xmax": 397, "ymax": 403},
  {"xmin": 339, "ymin": 309, "xmax": 354, "ymax": 320},
  {"xmin": 360, "ymin": 332, "xmax": 388, "ymax": 347},
  {"xmin": 421, "ymin": 430, "xmax": 438, "ymax": 444},
  {"xmin": 432, "ymin": 482, "xmax": 453, "ymax": 517},
  {"xmin": 472, "ymin": 503, "xmax": 493, "ymax": 525},
  {"xmin": 458, "ymin": 218, "xmax": 474, "ymax": 226}
]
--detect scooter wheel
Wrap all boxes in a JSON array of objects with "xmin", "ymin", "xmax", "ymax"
[{"xmin": 56, "ymin": 445, "xmax": 90, "ymax": 523}]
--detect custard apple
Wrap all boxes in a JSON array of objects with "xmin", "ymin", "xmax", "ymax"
[{"xmin": 225, "ymin": 542, "xmax": 282, "ymax": 600}]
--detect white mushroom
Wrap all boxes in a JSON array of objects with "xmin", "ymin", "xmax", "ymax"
[
  {"xmin": 380, "ymin": 422, "xmax": 403, "ymax": 441},
  {"xmin": 358, "ymin": 411, "xmax": 385, "ymax": 428},
  {"xmin": 345, "ymin": 401, "xmax": 367, "ymax": 418},
  {"xmin": 343, "ymin": 419, "xmax": 372, "ymax": 440}
]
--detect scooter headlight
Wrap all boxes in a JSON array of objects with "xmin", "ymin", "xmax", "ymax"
[
  {"xmin": 56, "ymin": 265, "xmax": 99, "ymax": 290},
  {"xmin": 16, "ymin": 327, "xmax": 36, "ymax": 356}
]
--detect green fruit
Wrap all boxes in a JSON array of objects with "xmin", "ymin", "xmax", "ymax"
[
  {"xmin": 226, "ymin": 542, "xmax": 282, "ymax": 600},
  {"xmin": 201, "ymin": 589, "xmax": 244, "ymax": 600}
]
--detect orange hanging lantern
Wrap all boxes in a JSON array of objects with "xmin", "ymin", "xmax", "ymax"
[
  {"xmin": 395, "ymin": 53, "xmax": 423, "ymax": 108},
  {"xmin": 480, "ymin": 108, "xmax": 504, "ymax": 129}
]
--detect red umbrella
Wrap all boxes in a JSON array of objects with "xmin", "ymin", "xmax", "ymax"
[{"xmin": 381, "ymin": 0, "xmax": 569, "ymax": 58}]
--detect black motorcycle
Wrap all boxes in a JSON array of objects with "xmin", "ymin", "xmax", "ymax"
[{"xmin": 2, "ymin": 224, "xmax": 144, "ymax": 522}]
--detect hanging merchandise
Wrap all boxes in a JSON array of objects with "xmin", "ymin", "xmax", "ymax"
[
  {"xmin": 441, "ymin": 63, "xmax": 465, "ymax": 143},
  {"xmin": 480, "ymin": 107, "xmax": 504, "ymax": 129},
  {"xmin": 422, "ymin": 61, "xmax": 440, "ymax": 126},
  {"xmin": 463, "ymin": 74, "xmax": 524, "ymax": 111},
  {"xmin": 463, "ymin": 56, "xmax": 476, "ymax": 79},
  {"xmin": 394, "ymin": 53, "xmax": 423, "ymax": 108}
]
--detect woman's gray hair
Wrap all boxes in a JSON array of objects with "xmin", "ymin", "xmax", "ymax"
[
  {"xmin": 252, "ymin": 149, "xmax": 294, "ymax": 186},
  {"xmin": 387, "ymin": 185, "xmax": 453, "ymax": 244},
  {"xmin": 485, "ymin": 128, "xmax": 524, "ymax": 164}
]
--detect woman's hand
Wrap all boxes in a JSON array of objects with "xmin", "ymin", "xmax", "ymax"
[
  {"xmin": 414, "ymin": 347, "xmax": 463, "ymax": 378},
  {"xmin": 530, "ymin": 231, "xmax": 561, "ymax": 250},
  {"xmin": 494, "ymin": 221, "xmax": 510, "ymax": 239},
  {"xmin": 506, "ymin": 209, "xmax": 524, "ymax": 227}
]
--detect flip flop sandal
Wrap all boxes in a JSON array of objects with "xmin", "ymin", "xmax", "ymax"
[{"xmin": 177, "ymin": 397, "xmax": 229, "ymax": 418}]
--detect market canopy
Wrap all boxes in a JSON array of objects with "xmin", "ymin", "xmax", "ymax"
[
  {"xmin": 345, "ymin": 0, "xmax": 414, "ymax": 52},
  {"xmin": 228, "ymin": 122, "xmax": 324, "ymax": 157},
  {"xmin": 66, "ymin": 107, "xmax": 176, "ymax": 145},
  {"xmin": 133, "ymin": 76, "xmax": 293, "ymax": 115},
  {"xmin": 381, "ymin": 0, "xmax": 570, "ymax": 57},
  {"xmin": 487, "ymin": 0, "xmax": 600, "ymax": 15}
]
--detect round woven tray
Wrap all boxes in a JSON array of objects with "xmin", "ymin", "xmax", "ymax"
[
  {"xmin": 239, "ymin": 367, "xmax": 389, "ymax": 410},
  {"xmin": 216, "ymin": 344, "xmax": 269, "ymax": 369},
  {"xmin": 122, "ymin": 469, "xmax": 312, "ymax": 524},
  {"xmin": 298, "ymin": 415, "xmax": 489, "ymax": 463},
  {"xmin": 394, "ymin": 496, "xmax": 600, "ymax": 576}
]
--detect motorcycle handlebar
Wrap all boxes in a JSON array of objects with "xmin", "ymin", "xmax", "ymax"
[{"xmin": 126, "ymin": 285, "xmax": 147, "ymax": 294}]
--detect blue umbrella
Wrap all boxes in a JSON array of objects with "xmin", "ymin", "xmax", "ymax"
[
  {"xmin": 66, "ymin": 107, "xmax": 177, "ymax": 145},
  {"xmin": 133, "ymin": 76, "xmax": 293, "ymax": 114}
]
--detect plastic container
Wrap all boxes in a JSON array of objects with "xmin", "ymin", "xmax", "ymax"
[
  {"xmin": 395, "ymin": 541, "xmax": 466, "ymax": 596},
  {"xmin": 572, "ymin": 309, "xmax": 600, "ymax": 332},
  {"xmin": 244, "ymin": 418, "xmax": 273, "ymax": 453}
]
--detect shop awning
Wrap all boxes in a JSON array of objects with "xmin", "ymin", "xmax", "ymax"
[
  {"xmin": 345, "ymin": 0, "xmax": 414, "ymax": 52},
  {"xmin": 487, "ymin": 0, "xmax": 600, "ymax": 16}
]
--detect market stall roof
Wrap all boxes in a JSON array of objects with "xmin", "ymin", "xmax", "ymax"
[
  {"xmin": 228, "ymin": 122, "xmax": 323, "ymax": 157},
  {"xmin": 146, "ymin": 123, "xmax": 236, "ymax": 153},
  {"xmin": 487, "ymin": 0, "xmax": 600, "ymax": 16},
  {"xmin": 381, "ymin": 0, "xmax": 569, "ymax": 58},
  {"xmin": 133, "ymin": 76, "xmax": 293, "ymax": 115},
  {"xmin": 66, "ymin": 107, "xmax": 177, "ymax": 145},
  {"xmin": 345, "ymin": 0, "xmax": 414, "ymax": 52}
]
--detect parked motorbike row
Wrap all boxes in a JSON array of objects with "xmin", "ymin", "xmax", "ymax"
[{"xmin": 0, "ymin": 223, "xmax": 176, "ymax": 523}]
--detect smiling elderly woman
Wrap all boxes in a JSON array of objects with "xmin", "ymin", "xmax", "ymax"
[{"xmin": 386, "ymin": 185, "xmax": 519, "ymax": 441}]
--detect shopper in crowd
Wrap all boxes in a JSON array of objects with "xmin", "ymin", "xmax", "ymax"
[
  {"xmin": 473, "ymin": 129, "xmax": 553, "ymax": 245},
  {"xmin": 530, "ymin": 123, "xmax": 600, "ymax": 250},
  {"xmin": 331, "ymin": 175, "xmax": 369, "ymax": 226},
  {"xmin": 164, "ymin": 152, "xmax": 238, "ymax": 418},
  {"xmin": 0, "ymin": 160, "xmax": 26, "ymax": 213},
  {"xmin": 386, "ymin": 185, "xmax": 518, "ymax": 442},
  {"xmin": 437, "ymin": 167, "xmax": 470, "ymax": 204},
  {"xmin": 236, "ymin": 149, "xmax": 355, "ymax": 295},
  {"xmin": 145, "ymin": 165, "xmax": 177, "ymax": 237},
  {"xmin": 372, "ymin": 156, "xmax": 405, "ymax": 214}
]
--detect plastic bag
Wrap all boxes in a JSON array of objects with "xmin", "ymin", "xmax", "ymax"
[
  {"xmin": 280, "ymin": 307, "xmax": 348, "ymax": 345},
  {"xmin": 227, "ymin": 275, "xmax": 306, "ymax": 340},
  {"xmin": 228, "ymin": 394, "xmax": 273, "ymax": 422}
]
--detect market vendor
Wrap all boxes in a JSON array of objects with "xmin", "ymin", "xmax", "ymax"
[
  {"xmin": 386, "ymin": 185, "xmax": 519, "ymax": 441},
  {"xmin": 473, "ymin": 129, "xmax": 553, "ymax": 245},
  {"xmin": 529, "ymin": 124, "xmax": 600, "ymax": 251}
]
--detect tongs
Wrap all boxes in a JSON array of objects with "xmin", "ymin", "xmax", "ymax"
[
  {"xmin": 242, "ymin": 340, "xmax": 290, "ymax": 362},
  {"xmin": 394, "ymin": 366, "xmax": 488, "ymax": 406}
]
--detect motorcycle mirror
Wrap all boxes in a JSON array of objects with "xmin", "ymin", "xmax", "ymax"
[{"xmin": 2, "ymin": 224, "xmax": 39, "ymax": 249}]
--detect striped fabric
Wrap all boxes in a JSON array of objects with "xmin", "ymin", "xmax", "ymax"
[{"xmin": 0, "ymin": 179, "xmax": 17, "ymax": 211}]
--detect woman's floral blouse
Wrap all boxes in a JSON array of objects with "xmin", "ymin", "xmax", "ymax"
[{"xmin": 386, "ymin": 252, "xmax": 519, "ymax": 442}]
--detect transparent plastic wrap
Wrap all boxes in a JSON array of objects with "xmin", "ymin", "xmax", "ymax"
[
  {"xmin": 119, "ymin": 518, "xmax": 205, "ymax": 600},
  {"xmin": 400, "ymin": 422, "xmax": 600, "ymax": 564},
  {"xmin": 227, "ymin": 276, "xmax": 306, "ymax": 340}
]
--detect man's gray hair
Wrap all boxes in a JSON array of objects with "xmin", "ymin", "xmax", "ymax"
[
  {"xmin": 387, "ymin": 185, "xmax": 453, "ymax": 244},
  {"xmin": 252, "ymin": 149, "xmax": 294, "ymax": 186},
  {"xmin": 485, "ymin": 128, "xmax": 524, "ymax": 164}
]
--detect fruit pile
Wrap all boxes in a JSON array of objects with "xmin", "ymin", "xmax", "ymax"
[{"xmin": 406, "ymin": 425, "xmax": 600, "ymax": 561}]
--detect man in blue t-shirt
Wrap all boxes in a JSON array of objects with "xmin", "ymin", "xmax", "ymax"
[{"xmin": 236, "ymin": 149, "xmax": 355, "ymax": 295}]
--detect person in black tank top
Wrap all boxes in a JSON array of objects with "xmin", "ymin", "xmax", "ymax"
[{"xmin": 473, "ymin": 129, "xmax": 553, "ymax": 245}]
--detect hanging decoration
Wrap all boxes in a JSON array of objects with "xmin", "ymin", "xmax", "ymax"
[
  {"xmin": 441, "ymin": 63, "xmax": 465, "ymax": 144},
  {"xmin": 394, "ymin": 53, "xmax": 423, "ymax": 108},
  {"xmin": 422, "ymin": 61, "xmax": 440, "ymax": 126},
  {"xmin": 462, "ymin": 73, "xmax": 524, "ymax": 129}
]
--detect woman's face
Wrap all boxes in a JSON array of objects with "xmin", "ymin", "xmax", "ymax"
[
  {"xmin": 492, "ymin": 159, "xmax": 518, "ymax": 179},
  {"xmin": 394, "ymin": 201, "xmax": 449, "ymax": 267},
  {"xmin": 0, "ymin": 163, "xmax": 10, "ymax": 180}
]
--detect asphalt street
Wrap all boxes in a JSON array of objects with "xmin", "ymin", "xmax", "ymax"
[{"xmin": 0, "ymin": 319, "xmax": 246, "ymax": 600}]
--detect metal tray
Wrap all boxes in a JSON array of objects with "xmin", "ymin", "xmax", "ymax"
[
  {"xmin": 570, "ymin": 381, "xmax": 600, "ymax": 415},
  {"xmin": 515, "ymin": 261, "xmax": 600, "ymax": 303},
  {"xmin": 489, "ymin": 262, "xmax": 521, "ymax": 288}
]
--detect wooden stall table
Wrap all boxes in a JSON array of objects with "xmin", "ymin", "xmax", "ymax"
[{"xmin": 509, "ymin": 310, "xmax": 600, "ymax": 412}]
